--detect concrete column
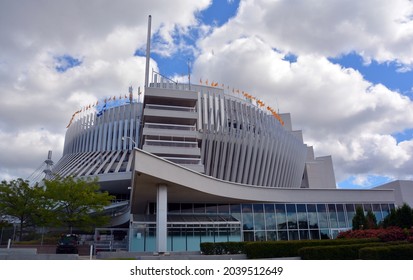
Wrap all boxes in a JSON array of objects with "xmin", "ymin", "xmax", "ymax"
[{"xmin": 156, "ymin": 184, "xmax": 168, "ymax": 253}]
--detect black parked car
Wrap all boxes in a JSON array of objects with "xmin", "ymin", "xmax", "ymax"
[{"xmin": 56, "ymin": 234, "xmax": 79, "ymax": 254}]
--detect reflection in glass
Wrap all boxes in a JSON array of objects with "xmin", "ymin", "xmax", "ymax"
[
  {"xmin": 275, "ymin": 204, "xmax": 287, "ymax": 229},
  {"xmin": 296, "ymin": 204, "xmax": 308, "ymax": 229},
  {"xmin": 307, "ymin": 204, "xmax": 319, "ymax": 229},
  {"xmin": 255, "ymin": 231, "xmax": 266, "ymax": 241},
  {"xmin": 242, "ymin": 204, "xmax": 254, "ymax": 230},
  {"xmin": 267, "ymin": 231, "xmax": 277, "ymax": 241},
  {"xmin": 254, "ymin": 212, "xmax": 265, "ymax": 231},
  {"xmin": 253, "ymin": 204, "xmax": 264, "ymax": 213},
  {"xmin": 265, "ymin": 204, "xmax": 276, "ymax": 230},
  {"xmin": 299, "ymin": 230, "xmax": 309, "ymax": 240},
  {"xmin": 381, "ymin": 204, "xmax": 390, "ymax": 220},
  {"xmin": 230, "ymin": 204, "xmax": 241, "ymax": 221},
  {"xmin": 206, "ymin": 204, "xmax": 217, "ymax": 214},
  {"xmin": 310, "ymin": 230, "xmax": 320, "ymax": 240},
  {"xmin": 278, "ymin": 230, "xmax": 288, "ymax": 240},
  {"xmin": 243, "ymin": 231, "xmax": 254, "ymax": 242},
  {"xmin": 286, "ymin": 204, "xmax": 298, "ymax": 229},
  {"xmin": 320, "ymin": 229, "xmax": 330, "ymax": 239},
  {"xmin": 217, "ymin": 204, "xmax": 230, "ymax": 214},
  {"xmin": 328, "ymin": 204, "xmax": 338, "ymax": 228},
  {"xmin": 288, "ymin": 230, "xmax": 299, "ymax": 240},
  {"xmin": 346, "ymin": 204, "xmax": 355, "ymax": 228},
  {"xmin": 317, "ymin": 204, "xmax": 328, "ymax": 228},
  {"xmin": 372, "ymin": 204, "xmax": 383, "ymax": 222},
  {"xmin": 336, "ymin": 204, "xmax": 347, "ymax": 228}
]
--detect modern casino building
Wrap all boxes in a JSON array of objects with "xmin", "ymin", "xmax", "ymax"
[
  {"xmin": 50, "ymin": 16, "xmax": 412, "ymax": 253},
  {"xmin": 51, "ymin": 79, "xmax": 413, "ymax": 253}
]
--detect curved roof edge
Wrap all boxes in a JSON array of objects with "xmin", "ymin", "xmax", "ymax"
[{"xmin": 131, "ymin": 148, "xmax": 395, "ymax": 213}]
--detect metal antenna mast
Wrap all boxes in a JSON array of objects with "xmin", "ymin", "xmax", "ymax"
[{"xmin": 144, "ymin": 15, "xmax": 152, "ymax": 88}]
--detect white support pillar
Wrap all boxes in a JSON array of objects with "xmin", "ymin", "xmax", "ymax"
[{"xmin": 156, "ymin": 184, "xmax": 168, "ymax": 253}]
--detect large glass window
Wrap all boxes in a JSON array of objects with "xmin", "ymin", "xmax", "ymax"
[
  {"xmin": 275, "ymin": 204, "xmax": 287, "ymax": 229},
  {"xmin": 288, "ymin": 230, "xmax": 299, "ymax": 240},
  {"xmin": 217, "ymin": 204, "xmax": 230, "ymax": 214},
  {"xmin": 181, "ymin": 203, "xmax": 193, "ymax": 213},
  {"xmin": 267, "ymin": 231, "xmax": 277, "ymax": 241},
  {"xmin": 168, "ymin": 203, "xmax": 180, "ymax": 213},
  {"xmin": 255, "ymin": 231, "xmax": 266, "ymax": 241},
  {"xmin": 328, "ymin": 204, "xmax": 338, "ymax": 228},
  {"xmin": 363, "ymin": 203, "xmax": 372, "ymax": 212},
  {"xmin": 253, "ymin": 204, "xmax": 265, "ymax": 231},
  {"xmin": 310, "ymin": 230, "xmax": 320, "ymax": 240},
  {"xmin": 243, "ymin": 231, "xmax": 254, "ymax": 242},
  {"xmin": 372, "ymin": 204, "xmax": 383, "ymax": 222},
  {"xmin": 307, "ymin": 204, "xmax": 319, "ymax": 229},
  {"xmin": 194, "ymin": 203, "xmax": 205, "ymax": 213},
  {"xmin": 242, "ymin": 204, "xmax": 254, "ymax": 230},
  {"xmin": 336, "ymin": 204, "xmax": 347, "ymax": 228},
  {"xmin": 277, "ymin": 231, "xmax": 288, "ymax": 240},
  {"xmin": 299, "ymin": 230, "xmax": 309, "ymax": 240},
  {"xmin": 286, "ymin": 204, "xmax": 298, "ymax": 229},
  {"xmin": 296, "ymin": 204, "xmax": 308, "ymax": 229},
  {"xmin": 346, "ymin": 204, "xmax": 355, "ymax": 228},
  {"xmin": 230, "ymin": 204, "xmax": 241, "ymax": 221},
  {"xmin": 317, "ymin": 204, "xmax": 328, "ymax": 228},
  {"xmin": 381, "ymin": 204, "xmax": 391, "ymax": 220},
  {"xmin": 264, "ymin": 204, "xmax": 276, "ymax": 230},
  {"xmin": 206, "ymin": 204, "xmax": 217, "ymax": 214}
]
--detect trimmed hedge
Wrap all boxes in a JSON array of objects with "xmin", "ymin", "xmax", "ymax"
[
  {"xmin": 200, "ymin": 242, "xmax": 249, "ymax": 255},
  {"xmin": 244, "ymin": 238, "xmax": 379, "ymax": 259},
  {"xmin": 298, "ymin": 242, "xmax": 389, "ymax": 260},
  {"xmin": 359, "ymin": 244, "xmax": 413, "ymax": 260}
]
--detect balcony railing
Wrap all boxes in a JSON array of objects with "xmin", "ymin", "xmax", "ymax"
[
  {"xmin": 162, "ymin": 156, "xmax": 202, "ymax": 165},
  {"xmin": 145, "ymin": 139, "xmax": 198, "ymax": 148},
  {"xmin": 145, "ymin": 122, "xmax": 196, "ymax": 131},
  {"xmin": 146, "ymin": 104, "xmax": 196, "ymax": 112}
]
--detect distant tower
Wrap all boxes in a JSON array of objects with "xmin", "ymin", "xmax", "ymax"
[
  {"xmin": 129, "ymin": 85, "xmax": 133, "ymax": 103},
  {"xmin": 43, "ymin": 150, "xmax": 54, "ymax": 180}
]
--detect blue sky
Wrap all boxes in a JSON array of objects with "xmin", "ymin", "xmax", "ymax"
[{"xmin": 1, "ymin": 0, "xmax": 412, "ymax": 189}]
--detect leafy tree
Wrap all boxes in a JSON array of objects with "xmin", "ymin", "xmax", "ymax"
[
  {"xmin": 365, "ymin": 210, "xmax": 377, "ymax": 229},
  {"xmin": 0, "ymin": 179, "xmax": 47, "ymax": 240},
  {"xmin": 397, "ymin": 204, "xmax": 413, "ymax": 228},
  {"xmin": 43, "ymin": 176, "xmax": 114, "ymax": 232},
  {"xmin": 382, "ymin": 203, "xmax": 413, "ymax": 229},
  {"xmin": 352, "ymin": 206, "xmax": 367, "ymax": 230}
]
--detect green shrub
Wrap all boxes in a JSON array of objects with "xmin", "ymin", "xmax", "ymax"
[
  {"xmin": 359, "ymin": 244, "xmax": 413, "ymax": 260},
  {"xmin": 299, "ymin": 242, "xmax": 388, "ymax": 260},
  {"xmin": 200, "ymin": 242, "xmax": 248, "ymax": 255},
  {"xmin": 245, "ymin": 238, "xmax": 379, "ymax": 259}
]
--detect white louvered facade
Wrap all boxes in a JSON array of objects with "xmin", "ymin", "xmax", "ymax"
[
  {"xmin": 53, "ymin": 82, "xmax": 335, "ymax": 194},
  {"xmin": 141, "ymin": 83, "xmax": 309, "ymax": 188}
]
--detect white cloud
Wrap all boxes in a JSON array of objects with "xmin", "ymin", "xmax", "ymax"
[
  {"xmin": 192, "ymin": 6, "xmax": 413, "ymax": 186},
  {"xmin": 199, "ymin": 0, "xmax": 413, "ymax": 64},
  {"xmin": 0, "ymin": 0, "xmax": 211, "ymax": 180}
]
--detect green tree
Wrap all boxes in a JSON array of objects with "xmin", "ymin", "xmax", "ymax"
[
  {"xmin": 0, "ymin": 179, "xmax": 47, "ymax": 240},
  {"xmin": 365, "ymin": 210, "xmax": 377, "ymax": 229},
  {"xmin": 43, "ymin": 176, "xmax": 114, "ymax": 232},
  {"xmin": 383, "ymin": 203, "xmax": 413, "ymax": 229},
  {"xmin": 352, "ymin": 206, "xmax": 366, "ymax": 230}
]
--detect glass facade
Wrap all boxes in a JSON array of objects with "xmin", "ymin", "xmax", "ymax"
[{"xmin": 130, "ymin": 202, "xmax": 394, "ymax": 252}]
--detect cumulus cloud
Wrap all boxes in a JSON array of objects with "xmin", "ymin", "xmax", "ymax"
[
  {"xmin": 0, "ymin": 0, "xmax": 210, "ymax": 180},
  {"xmin": 199, "ymin": 0, "xmax": 413, "ymax": 64},
  {"xmin": 192, "ymin": 1, "xmax": 413, "ymax": 186}
]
